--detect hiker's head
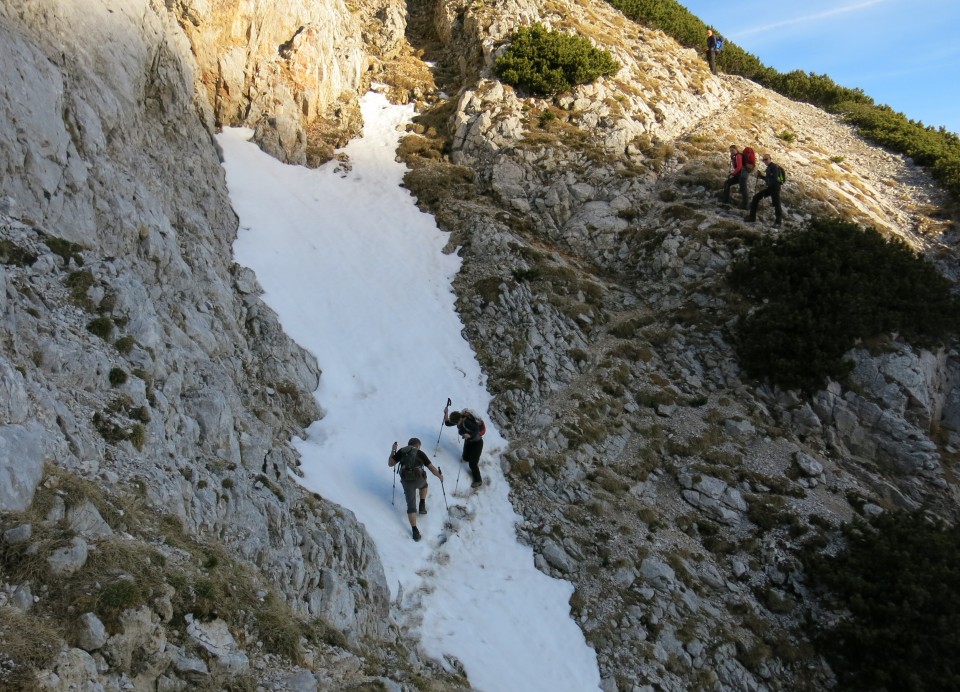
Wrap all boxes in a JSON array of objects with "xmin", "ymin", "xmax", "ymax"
[
  {"xmin": 707, "ymin": 29, "xmax": 713, "ymax": 36},
  {"xmin": 762, "ymin": 155, "xmax": 772, "ymax": 164},
  {"xmin": 408, "ymin": 437, "xmax": 421, "ymax": 448},
  {"xmin": 729, "ymin": 145, "xmax": 738, "ymax": 153},
  {"xmin": 447, "ymin": 411, "xmax": 462, "ymax": 425}
]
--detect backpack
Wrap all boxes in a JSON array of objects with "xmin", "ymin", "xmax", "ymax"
[
  {"xmin": 463, "ymin": 413, "xmax": 486, "ymax": 438},
  {"xmin": 776, "ymin": 165, "xmax": 787, "ymax": 185},
  {"xmin": 715, "ymin": 35, "xmax": 724, "ymax": 51},
  {"xmin": 742, "ymin": 147, "xmax": 756, "ymax": 168},
  {"xmin": 395, "ymin": 446, "xmax": 425, "ymax": 482}
]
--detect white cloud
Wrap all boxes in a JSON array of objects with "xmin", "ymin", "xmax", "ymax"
[{"xmin": 737, "ymin": 0, "xmax": 889, "ymax": 38}]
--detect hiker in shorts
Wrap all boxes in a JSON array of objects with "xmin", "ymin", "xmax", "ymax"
[
  {"xmin": 444, "ymin": 405, "xmax": 485, "ymax": 488},
  {"xmin": 721, "ymin": 145, "xmax": 749, "ymax": 209},
  {"xmin": 389, "ymin": 437, "xmax": 443, "ymax": 542},
  {"xmin": 745, "ymin": 154, "xmax": 784, "ymax": 227},
  {"xmin": 705, "ymin": 30, "xmax": 718, "ymax": 75}
]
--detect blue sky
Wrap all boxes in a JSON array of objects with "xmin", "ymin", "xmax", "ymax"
[{"xmin": 680, "ymin": 0, "xmax": 960, "ymax": 135}]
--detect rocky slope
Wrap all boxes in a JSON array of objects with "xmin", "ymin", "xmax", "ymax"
[
  {"xmin": 398, "ymin": 0, "xmax": 959, "ymax": 689},
  {"xmin": 0, "ymin": 0, "xmax": 957, "ymax": 690}
]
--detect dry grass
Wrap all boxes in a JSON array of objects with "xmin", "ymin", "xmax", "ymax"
[{"xmin": 0, "ymin": 608, "xmax": 61, "ymax": 690}]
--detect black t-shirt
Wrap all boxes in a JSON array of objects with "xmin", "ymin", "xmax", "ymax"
[{"xmin": 391, "ymin": 447, "xmax": 431, "ymax": 478}]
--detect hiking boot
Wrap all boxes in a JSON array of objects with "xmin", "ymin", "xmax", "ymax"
[
  {"xmin": 471, "ymin": 480, "xmax": 482, "ymax": 489},
  {"xmin": 774, "ymin": 219, "xmax": 782, "ymax": 227},
  {"xmin": 412, "ymin": 527, "xmax": 422, "ymax": 542},
  {"xmin": 418, "ymin": 499, "xmax": 427, "ymax": 515}
]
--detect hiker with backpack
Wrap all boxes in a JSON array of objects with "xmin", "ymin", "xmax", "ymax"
[
  {"xmin": 721, "ymin": 145, "xmax": 751, "ymax": 209},
  {"xmin": 444, "ymin": 405, "xmax": 485, "ymax": 489},
  {"xmin": 389, "ymin": 437, "xmax": 444, "ymax": 542},
  {"xmin": 705, "ymin": 30, "xmax": 720, "ymax": 75},
  {"xmin": 745, "ymin": 154, "xmax": 785, "ymax": 227}
]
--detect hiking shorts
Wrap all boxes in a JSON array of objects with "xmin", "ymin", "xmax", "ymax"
[{"xmin": 401, "ymin": 477, "xmax": 427, "ymax": 515}]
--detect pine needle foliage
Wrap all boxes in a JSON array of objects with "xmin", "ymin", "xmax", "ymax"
[
  {"xmin": 803, "ymin": 512, "xmax": 960, "ymax": 691},
  {"xmin": 727, "ymin": 218, "xmax": 960, "ymax": 391},
  {"xmin": 494, "ymin": 23, "xmax": 620, "ymax": 97}
]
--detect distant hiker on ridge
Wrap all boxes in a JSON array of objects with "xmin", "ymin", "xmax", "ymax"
[
  {"xmin": 389, "ymin": 437, "xmax": 443, "ymax": 541},
  {"xmin": 721, "ymin": 144, "xmax": 750, "ymax": 209},
  {"xmin": 705, "ymin": 29, "xmax": 718, "ymax": 75},
  {"xmin": 444, "ymin": 405, "xmax": 485, "ymax": 488},
  {"xmin": 745, "ymin": 154, "xmax": 785, "ymax": 227}
]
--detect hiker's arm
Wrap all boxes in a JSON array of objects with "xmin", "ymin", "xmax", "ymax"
[
  {"xmin": 443, "ymin": 405, "xmax": 456, "ymax": 426},
  {"xmin": 388, "ymin": 441, "xmax": 398, "ymax": 466},
  {"xmin": 428, "ymin": 463, "xmax": 443, "ymax": 480}
]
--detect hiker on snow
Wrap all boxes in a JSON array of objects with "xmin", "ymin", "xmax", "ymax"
[
  {"xmin": 705, "ymin": 29, "xmax": 718, "ymax": 75},
  {"xmin": 721, "ymin": 145, "xmax": 750, "ymax": 209},
  {"xmin": 389, "ymin": 437, "xmax": 443, "ymax": 542},
  {"xmin": 745, "ymin": 154, "xmax": 784, "ymax": 227},
  {"xmin": 444, "ymin": 405, "xmax": 485, "ymax": 489}
]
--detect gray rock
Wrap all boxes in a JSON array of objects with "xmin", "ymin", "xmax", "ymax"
[
  {"xmin": 186, "ymin": 615, "xmax": 250, "ymax": 676},
  {"xmin": 67, "ymin": 500, "xmax": 114, "ymax": 539},
  {"xmin": 3, "ymin": 523, "xmax": 32, "ymax": 544},
  {"xmin": 639, "ymin": 557, "xmax": 676, "ymax": 589},
  {"xmin": 863, "ymin": 503, "xmax": 885, "ymax": 519},
  {"xmin": 170, "ymin": 645, "xmax": 210, "ymax": 679},
  {"xmin": 76, "ymin": 613, "xmax": 108, "ymax": 651},
  {"xmin": 0, "ymin": 423, "xmax": 47, "ymax": 512},
  {"xmin": 48, "ymin": 537, "xmax": 89, "ymax": 576},
  {"xmin": 277, "ymin": 669, "xmax": 319, "ymax": 691},
  {"xmin": 541, "ymin": 539, "xmax": 576, "ymax": 574},
  {"xmin": 794, "ymin": 451, "xmax": 824, "ymax": 477},
  {"xmin": 723, "ymin": 418, "xmax": 756, "ymax": 437},
  {"xmin": 11, "ymin": 584, "xmax": 34, "ymax": 611}
]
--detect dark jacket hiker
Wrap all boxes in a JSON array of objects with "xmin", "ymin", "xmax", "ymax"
[
  {"xmin": 444, "ymin": 406, "xmax": 485, "ymax": 488},
  {"xmin": 389, "ymin": 437, "xmax": 443, "ymax": 541},
  {"xmin": 746, "ymin": 155, "xmax": 784, "ymax": 226}
]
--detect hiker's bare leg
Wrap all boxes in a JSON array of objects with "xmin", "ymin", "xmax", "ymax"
[{"xmin": 407, "ymin": 512, "xmax": 417, "ymax": 528}]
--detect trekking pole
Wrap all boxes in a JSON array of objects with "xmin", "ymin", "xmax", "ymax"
[
  {"xmin": 454, "ymin": 446, "xmax": 463, "ymax": 494},
  {"xmin": 438, "ymin": 466, "xmax": 449, "ymax": 511},
  {"xmin": 391, "ymin": 463, "xmax": 397, "ymax": 506},
  {"xmin": 433, "ymin": 397, "xmax": 452, "ymax": 455}
]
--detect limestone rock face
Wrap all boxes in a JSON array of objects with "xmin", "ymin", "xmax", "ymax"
[
  {"xmin": 167, "ymin": 0, "xmax": 406, "ymax": 164},
  {"xmin": 0, "ymin": 1, "xmax": 396, "ymax": 687}
]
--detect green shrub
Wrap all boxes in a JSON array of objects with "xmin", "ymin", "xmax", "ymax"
[
  {"xmin": 728, "ymin": 218, "xmax": 960, "ymax": 391},
  {"xmin": 87, "ymin": 316, "xmax": 114, "ymax": 340},
  {"xmin": 96, "ymin": 580, "xmax": 144, "ymax": 624},
  {"xmin": 44, "ymin": 237, "xmax": 84, "ymax": 265},
  {"xmin": 777, "ymin": 130, "xmax": 796, "ymax": 143},
  {"xmin": 66, "ymin": 270, "xmax": 96, "ymax": 309},
  {"xmin": 108, "ymin": 368, "xmax": 127, "ymax": 387},
  {"xmin": 803, "ymin": 512, "xmax": 960, "ymax": 690},
  {"xmin": 114, "ymin": 335, "xmax": 135, "ymax": 354},
  {"xmin": 0, "ymin": 239, "xmax": 38, "ymax": 266},
  {"xmin": 494, "ymin": 23, "xmax": 620, "ymax": 97}
]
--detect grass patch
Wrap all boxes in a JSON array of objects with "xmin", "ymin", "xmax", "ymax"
[
  {"xmin": 0, "ymin": 608, "xmax": 61, "ymax": 688},
  {"xmin": 0, "ymin": 239, "xmax": 38, "ymax": 266}
]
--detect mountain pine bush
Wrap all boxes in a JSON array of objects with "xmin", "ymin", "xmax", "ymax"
[
  {"xmin": 728, "ymin": 218, "xmax": 960, "ymax": 391},
  {"xmin": 803, "ymin": 512, "xmax": 960, "ymax": 691},
  {"xmin": 494, "ymin": 23, "xmax": 620, "ymax": 97}
]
